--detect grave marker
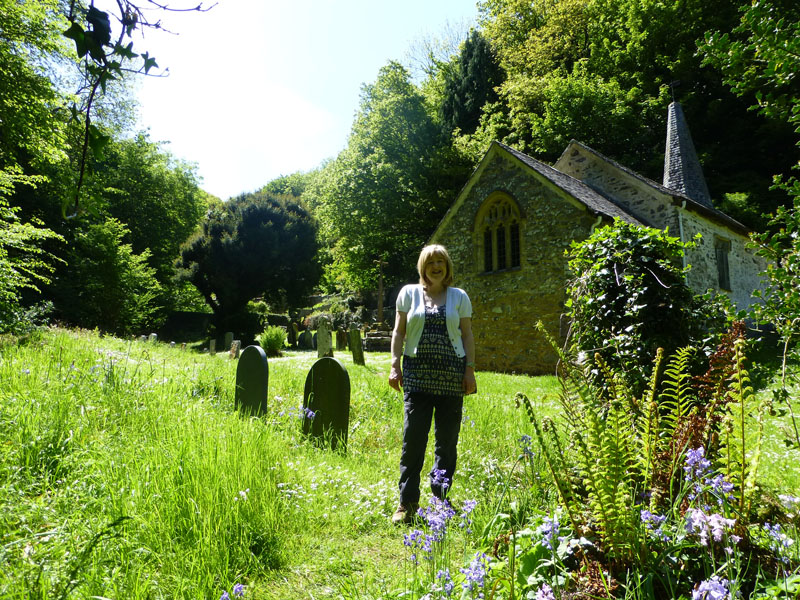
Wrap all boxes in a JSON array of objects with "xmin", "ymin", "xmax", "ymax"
[
  {"xmin": 336, "ymin": 330, "xmax": 348, "ymax": 351},
  {"xmin": 209, "ymin": 339, "xmax": 216, "ymax": 355},
  {"xmin": 224, "ymin": 331, "xmax": 234, "ymax": 352},
  {"xmin": 298, "ymin": 329, "xmax": 313, "ymax": 349},
  {"xmin": 230, "ymin": 340, "xmax": 241, "ymax": 359},
  {"xmin": 235, "ymin": 345, "xmax": 269, "ymax": 416},
  {"xmin": 349, "ymin": 326, "xmax": 364, "ymax": 366},
  {"xmin": 302, "ymin": 357, "xmax": 350, "ymax": 452},
  {"xmin": 317, "ymin": 320, "xmax": 333, "ymax": 358}
]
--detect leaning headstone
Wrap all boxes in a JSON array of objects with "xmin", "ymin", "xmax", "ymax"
[
  {"xmin": 336, "ymin": 330, "xmax": 348, "ymax": 351},
  {"xmin": 348, "ymin": 326, "xmax": 364, "ymax": 366},
  {"xmin": 317, "ymin": 321, "xmax": 333, "ymax": 358},
  {"xmin": 235, "ymin": 344, "xmax": 269, "ymax": 416},
  {"xmin": 209, "ymin": 339, "xmax": 216, "ymax": 355},
  {"xmin": 230, "ymin": 340, "xmax": 241, "ymax": 359},
  {"xmin": 224, "ymin": 331, "xmax": 234, "ymax": 352},
  {"xmin": 303, "ymin": 357, "xmax": 350, "ymax": 452}
]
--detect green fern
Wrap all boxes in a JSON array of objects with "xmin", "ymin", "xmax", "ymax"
[{"xmin": 659, "ymin": 346, "xmax": 696, "ymax": 444}]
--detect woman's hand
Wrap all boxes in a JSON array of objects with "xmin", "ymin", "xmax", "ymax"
[
  {"xmin": 463, "ymin": 368, "xmax": 477, "ymax": 395},
  {"xmin": 389, "ymin": 365, "xmax": 403, "ymax": 391}
]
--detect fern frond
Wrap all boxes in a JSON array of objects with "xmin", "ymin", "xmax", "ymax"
[{"xmin": 659, "ymin": 346, "xmax": 696, "ymax": 442}]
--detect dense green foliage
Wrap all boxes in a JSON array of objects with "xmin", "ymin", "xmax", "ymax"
[
  {"xmin": 309, "ymin": 62, "xmax": 471, "ymax": 291},
  {"xmin": 177, "ymin": 191, "xmax": 320, "ymax": 332},
  {"xmin": 566, "ymin": 220, "xmax": 730, "ymax": 393},
  {"xmin": 256, "ymin": 325, "xmax": 288, "ymax": 357}
]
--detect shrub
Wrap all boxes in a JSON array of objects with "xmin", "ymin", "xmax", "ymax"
[
  {"xmin": 566, "ymin": 219, "xmax": 732, "ymax": 394},
  {"xmin": 255, "ymin": 325, "xmax": 287, "ymax": 357}
]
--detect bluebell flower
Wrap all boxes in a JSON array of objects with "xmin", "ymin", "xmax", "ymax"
[
  {"xmin": 436, "ymin": 568, "xmax": 454, "ymax": 597},
  {"xmin": 460, "ymin": 552, "xmax": 488, "ymax": 594},
  {"xmin": 232, "ymin": 583, "xmax": 245, "ymax": 597},
  {"xmin": 220, "ymin": 592, "xmax": 231, "ymax": 600},
  {"xmin": 684, "ymin": 446, "xmax": 711, "ymax": 481},
  {"xmin": 431, "ymin": 469, "xmax": 450, "ymax": 491},
  {"xmin": 691, "ymin": 575, "xmax": 730, "ymax": 600},
  {"xmin": 519, "ymin": 434, "xmax": 534, "ymax": 457},
  {"xmin": 779, "ymin": 494, "xmax": 800, "ymax": 512},
  {"xmin": 538, "ymin": 514, "xmax": 560, "ymax": 550},
  {"xmin": 535, "ymin": 583, "xmax": 556, "ymax": 600},
  {"xmin": 764, "ymin": 522, "xmax": 795, "ymax": 562}
]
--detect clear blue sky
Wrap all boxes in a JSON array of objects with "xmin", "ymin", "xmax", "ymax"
[{"xmin": 134, "ymin": 0, "xmax": 479, "ymax": 200}]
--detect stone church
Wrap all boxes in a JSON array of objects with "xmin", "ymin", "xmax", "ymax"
[{"xmin": 429, "ymin": 102, "xmax": 767, "ymax": 375}]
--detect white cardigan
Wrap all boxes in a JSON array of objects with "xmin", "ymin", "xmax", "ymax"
[{"xmin": 395, "ymin": 284, "xmax": 472, "ymax": 358}]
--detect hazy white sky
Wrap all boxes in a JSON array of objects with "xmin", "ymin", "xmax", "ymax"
[{"xmin": 133, "ymin": 0, "xmax": 479, "ymax": 200}]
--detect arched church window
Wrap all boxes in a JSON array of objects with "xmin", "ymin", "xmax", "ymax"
[{"xmin": 475, "ymin": 193, "xmax": 523, "ymax": 273}]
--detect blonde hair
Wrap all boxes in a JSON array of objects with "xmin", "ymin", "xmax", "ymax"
[{"xmin": 417, "ymin": 244, "xmax": 454, "ymax": 288}]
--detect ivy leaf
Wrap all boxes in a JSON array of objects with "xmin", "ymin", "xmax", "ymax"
[
  {"xmin": 87, "ymin": 6, "xmax": 112, "ymax": 47},
  {"xmin": 63, "ymin": 22, "xmax": 89, "ymax": 58},
  {"xmin": 141, "ymin": 52, "xmax": 158, "ymax": 74},
  {"xmin": 88, "ymin": 125, "xmax": 111, "ymax": 161}
]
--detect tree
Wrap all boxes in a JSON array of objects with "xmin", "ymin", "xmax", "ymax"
[
  {"xmin": 470, "ymin": 0, "xmax": 797, "ymax": 225},
  {"xmin": 177, "ymin": 192, "xmax": 319, "ymax": 331},
  {"xmin": 312, "ymin": 62, "xmax": 471, "ymax": 292},
  {"xmin": 48, "ymin": 218, "xmax": 161, "ymax": 334},
  {"xmin": 440, "ymin": 29, "xmax": 504, "ymax": 135}
]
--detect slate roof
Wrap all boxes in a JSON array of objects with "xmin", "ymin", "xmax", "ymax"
[
  {"xmin": 561, "ymin": 140, "xmax": 751, "ymax": 236},
  {"xmin": 495, "ymin": 142, "xmax": 648, "ymax": 226},
  {"xmin": 664, "ymin": 102, "xmax": 713, "ymax": 208}
]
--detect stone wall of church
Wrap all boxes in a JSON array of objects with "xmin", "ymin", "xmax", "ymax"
[
  {"xmin": 555, "ymin": 147, "xmax": 679, "ymax": 231},
  {"xmin": 679, "ymin": 209, "xmax": 767, "ymax": 311},
  {"xmin": 433, "ymin": 154, "xmax": 597, "ymax": 375}
]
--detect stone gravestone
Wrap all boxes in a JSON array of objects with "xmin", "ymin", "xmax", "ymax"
[
  {"xmin": 287, "ymin": 322, "xmax": 297, "ymax": 348},
  {"xmin": 230, "ymin": 340, "xmax": 241, "ymax": 359},
  {"xmin": 317, "ymin": 321, "xmax": 333, "ymax": 358},
  {"xmin": 348, "ymin": 326, "xmax": 365, "ymax": 366},
  {"xmin": 302, "ymin": 357, "xmax": 350, "ymax": 452},
  {"xmin": 235, "ymin": 345, "xmax": 269, "ymax": 416},
  {"xmin": 209, "ymin": 339, "xmax": 216, "ymax": 355},
  {"xmin": 299, "ymin": 329, "xmax": 313, "ymax": 350},
  {"xmin": 224, "ymin": 331, "xmax": 234, "ymax": 352},
  {"xmin": 148, "ymin": 333, "xmax": 158, "ymax": 343},
  {"xmin": 336, "ymin": 330, "xmax": 348, "ymax": 351}
]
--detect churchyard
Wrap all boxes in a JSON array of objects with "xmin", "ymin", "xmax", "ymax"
[{"xmin": 1, "ymin": 327, "xmax": 799, "ymax": 599}]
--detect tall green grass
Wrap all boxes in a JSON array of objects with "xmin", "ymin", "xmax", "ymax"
[{"xmin": 1, "ymin": 328, "xmax": 797, "ymax": 599}]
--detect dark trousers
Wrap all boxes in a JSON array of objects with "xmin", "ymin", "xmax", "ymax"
[{"xmin": 398, "ymin": 390, "xmax": 463, "ymax": 504}]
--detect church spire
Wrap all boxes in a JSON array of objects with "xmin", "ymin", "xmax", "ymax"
[{"xmin": 663, "ymin": 101, "xmax": 713, "ymax": 208}]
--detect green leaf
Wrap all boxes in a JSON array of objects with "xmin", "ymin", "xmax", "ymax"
[{"xmin": 63, "ymin": 22, "xmax": 89, "ymax": 58}]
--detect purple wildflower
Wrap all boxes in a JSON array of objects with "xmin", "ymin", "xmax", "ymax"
[
  {"xmin": 705, "ymin": 473, "xmax": 735, "ymax": 504},
  {"xmin": 519, "ymin": 434, "xmax": 535, "ymax": 457},
  {"xmin": 419, "ymin": 496, "xmax": 456, "ymax": 542},
  {"xmin": 436, "ymin": 569, "xmax": 455, "ymax": 597},
  {"xmin": 431, "ymin": 469, "xmax": 451, "ymax": 492},
  {"xmin": 764, "ymin": 522, "xmax": 794, "ymax": 562},
  {"xmin": 535, "ymin": 583, "xmax": 556, "ymax": 600},
  {"xmin": 685, "ymin": 508, "xmax": 735, "ymax": 546},
  {"xmin": 641, "ymin": 509, "xmax": 670, "ymax": 541},
  {"xmin": 232, "ymin": 583, "xmax": 245, "ymax": 597},
  {"xmin": 220, "ymin": 592, "xmax": 231, "ymax": 600},
  {"xmin": 692, "ymin": 575, "xmax": 730, "ymax": 600},
  {"xmin": 460, "ymin": 499, "xmax": 478, "ymax": 532},
  {"xmin": 460, "ymin": 552, "xmax": 488, "ymax": 594},
  {"xmin": 684, "ymin": 447, "xmax": 712, "ymax": 482},
  {"xmin": 539, "ymin": 514, "xmax": 560, "ymax": 550}
]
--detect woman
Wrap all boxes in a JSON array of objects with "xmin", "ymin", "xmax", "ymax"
[{"xmin": 388, "ymin": 244, "xmax": 476, "ymax": 524}]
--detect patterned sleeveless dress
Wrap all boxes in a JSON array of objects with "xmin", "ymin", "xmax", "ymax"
[{"xmin": 402, "ymin": 303, "xmax": 465, "ymax": 396}]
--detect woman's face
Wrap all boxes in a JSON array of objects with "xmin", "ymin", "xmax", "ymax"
[{"xmin": 424, "ymin": 255, "xmax": 447, "ymax": 285}]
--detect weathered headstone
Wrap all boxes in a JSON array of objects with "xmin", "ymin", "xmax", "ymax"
[
  {"xmin": 209, "ymin": 339, "xmax": 216, "ymax": 355},
  {"xmin": 302, "ymin": 357, "xmax": 350, "ymax": 452},
  {"xmin": 336, "ymin": 330, "xmax": 348, "ymax": 351},
  {"xmin": 348, "ymin": 326, "xmax": 364, "ymax": 366},
  {"xmin": 139, "ymin": 335, "xmax": 147, "ymax": 343},
  {"xmin": 230, "ymin": 340, "xmax": 241, "ymax": 359},
  {"xmin": 317, "ymin": 321, "xmax": 333, "ymax": 358},
  {"xmin": 299, "ymin": 329, "xmax": 313, "ymax": 350},
  {"xmin": 287, "ymin": 322, "xmax": 298, "ymax": 348},
  {"xmin": 148, "ymin": 333, "xmax": 158, "ymax": 343},
  {"xmin": 235, "ymin": 345, "xmax": 269, "ymax": 416},
  {"xmin": 224, "ymin": 331, "xmax": 234, "ymax": 352},
  {"xmin": 170, "ymin": 341, "xmax": 176, "ymax": 348}
]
